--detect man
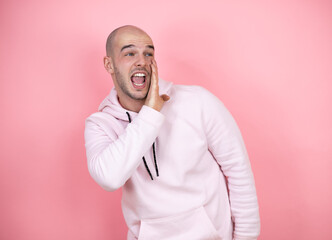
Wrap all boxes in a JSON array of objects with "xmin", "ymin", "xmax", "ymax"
[{"xmin": 85, "ymin": 25, "xmax": 260, "ymax": 240}]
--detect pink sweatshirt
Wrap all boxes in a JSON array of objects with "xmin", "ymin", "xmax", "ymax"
[{"xmin": 84, "ymin": 79, "xmax": 260, "ymax": 240}]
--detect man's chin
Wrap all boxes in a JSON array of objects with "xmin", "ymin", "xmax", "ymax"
[
  {"xmin": 129, "ymin": 92, "xmax": 148, "ymax": 101},
  {"xmin": 128, "ymin": 86, "xmax": 149, "ymax": 101}
]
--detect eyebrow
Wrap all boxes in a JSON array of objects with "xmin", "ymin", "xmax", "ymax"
[
  {"xmin": 120, "ymin": 44, "xmax": 155, "ymax": 52},
  {"xmin": 147, "ymin": 45, "xmax": 154, "ymax": 50}
]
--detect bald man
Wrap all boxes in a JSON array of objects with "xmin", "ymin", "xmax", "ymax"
[{"xmin": 84, "ymin": 25, "xmax": 260, "ymax": 240}]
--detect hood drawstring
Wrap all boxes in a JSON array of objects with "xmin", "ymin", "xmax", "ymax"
[{"xmin": 126, "ymin": 112, "xmax": 159, "ymax": 180}]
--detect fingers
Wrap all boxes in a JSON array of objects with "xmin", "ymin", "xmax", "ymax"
[
  {"xmin": 150, "ymin": 59, "xmax": 158, "ymax": 86},
  {"xmin": 144, "ymin": 59, "xmax": 170, "ymax": 111},
  {"xmin": 147, "ymin": 59, "xmax": 158, "ymax": 101},
  {"xmin": 151, "ymin": 60, "xmax": 170, "ymax": 103}
]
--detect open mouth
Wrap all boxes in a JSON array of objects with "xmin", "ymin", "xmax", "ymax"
[{"xmin": 131, "ymin": 72, "xmax": 146, "ymax": 89}]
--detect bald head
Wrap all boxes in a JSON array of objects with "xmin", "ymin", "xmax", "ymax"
[{"xmin": 106, "ymin": 25, "xmax": 152, "ymax": 57}]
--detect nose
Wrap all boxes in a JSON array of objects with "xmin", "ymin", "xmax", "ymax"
[{"xmin": 135, "ymin": 54, "xmax": 147, "ymax": 67}]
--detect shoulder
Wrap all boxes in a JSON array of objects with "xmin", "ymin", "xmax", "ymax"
[
  {"xmin": 171, "ymin": 84, "xmax": 224, "ymax": 106},
  {"xmin": 172, "ymin": 84, "xmax": 206, "ymax": 94},
  {"xmin": 171, "ymin": 84, "xmax": 213, "ymax": 99},
  {"xmin": 86, "ymin": 111, "xmax": 115, "ymax": 125},
  {"xmin": 85, "ymin": 111, "xmax": 123, "ymax": 139}
]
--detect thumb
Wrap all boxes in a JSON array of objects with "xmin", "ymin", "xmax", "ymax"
[{"xmin": 161, "ymin": 94, "xmax": 170, "ymax": 102}]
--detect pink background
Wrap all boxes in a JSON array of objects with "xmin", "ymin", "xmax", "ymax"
[{"xmin": 1, "ymin": 0, "xmax": 331, "ymax": 239}]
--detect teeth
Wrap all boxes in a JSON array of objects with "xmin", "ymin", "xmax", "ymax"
[
  {"xmin": 133, "ymin": 73, "xmax": 145, "ymax": 77},
  {"xmin": 133, "ymin": 82, "xmax": 144, "ymax": 86}
]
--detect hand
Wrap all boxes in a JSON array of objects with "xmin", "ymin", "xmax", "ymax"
[{"xmin": 144, "ymin": 59, "xmax": 170, "ymax": 111}]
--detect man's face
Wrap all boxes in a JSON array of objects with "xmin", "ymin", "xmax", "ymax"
[{"xmin": 110, "ymin": 29, "xmax": 155, "ymax": 101}]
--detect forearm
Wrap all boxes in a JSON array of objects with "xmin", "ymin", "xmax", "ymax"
[
  {"xmin": 211, "ymin": 122, "xmax": 260, "ymax": 238},
  {"xmin": 215, "ymin": 147, "xmax": 260, "ymax": 239},
  {"xmin": 202, "ymin": 88, "xmax": 260, "ymax": 238},
  {"xmin": 85, "ymin": 106, "xmax": 165, "ymax": 191}
]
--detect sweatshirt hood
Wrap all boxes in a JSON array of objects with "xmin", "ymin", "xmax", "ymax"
[{"xmin": 98, "ymin": 78, "xmax": 173, "ymax": 121}]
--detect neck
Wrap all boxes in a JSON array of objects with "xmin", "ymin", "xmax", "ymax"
[{"xmin": 117, "ymin": 95, "xmax": 145, "ymax": 113}]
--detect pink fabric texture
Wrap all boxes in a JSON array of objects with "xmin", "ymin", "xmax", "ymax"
[{"xmin": 85, "ymin": 79, "xmax": 260, "ymax": 239}]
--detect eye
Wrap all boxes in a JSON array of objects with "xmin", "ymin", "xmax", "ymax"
[
  {"xmin": 125, "ymin": 52, "xmax": 134, "ymax": 56},
  {"xmin": 145, "ymin": 53, "xmax": 153, "ymax": 57}
]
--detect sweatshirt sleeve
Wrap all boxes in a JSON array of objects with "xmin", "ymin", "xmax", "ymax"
[
  {"xmin": 84, "ymin": 105, "xmax": 165, "ymax": 192},
  {"xmin": 201, "ymin": 88, "xmax": 260, "ymax": 240}
]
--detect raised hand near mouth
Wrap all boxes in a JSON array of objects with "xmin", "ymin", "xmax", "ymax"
[{"xmin": 144, "ymin": 59, "xmax": 170, "ymax": 112}]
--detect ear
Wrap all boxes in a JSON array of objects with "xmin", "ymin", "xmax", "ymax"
[{"xmin": 104, "ymin": 56, "xmax": 114, "ymax": 74}]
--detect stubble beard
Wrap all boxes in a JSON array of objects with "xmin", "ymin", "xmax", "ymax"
[{"xmin": 114, "ymin": 65, "xmax": 149, "ymax": 101}]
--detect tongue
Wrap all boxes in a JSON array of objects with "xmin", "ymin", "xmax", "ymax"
[{"xmin": 132, "ymin": 76, "xmax": 145, "ymax": 84}]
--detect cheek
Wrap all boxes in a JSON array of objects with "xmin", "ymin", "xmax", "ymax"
[{"xmin": 119, "ymin": 60, "xmax": 135, "ymax": 72}]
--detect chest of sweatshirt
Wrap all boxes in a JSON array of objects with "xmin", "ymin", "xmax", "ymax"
[{"xmin": 108, "ymin": 86, "xmax": 224, "ymax": 219}]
